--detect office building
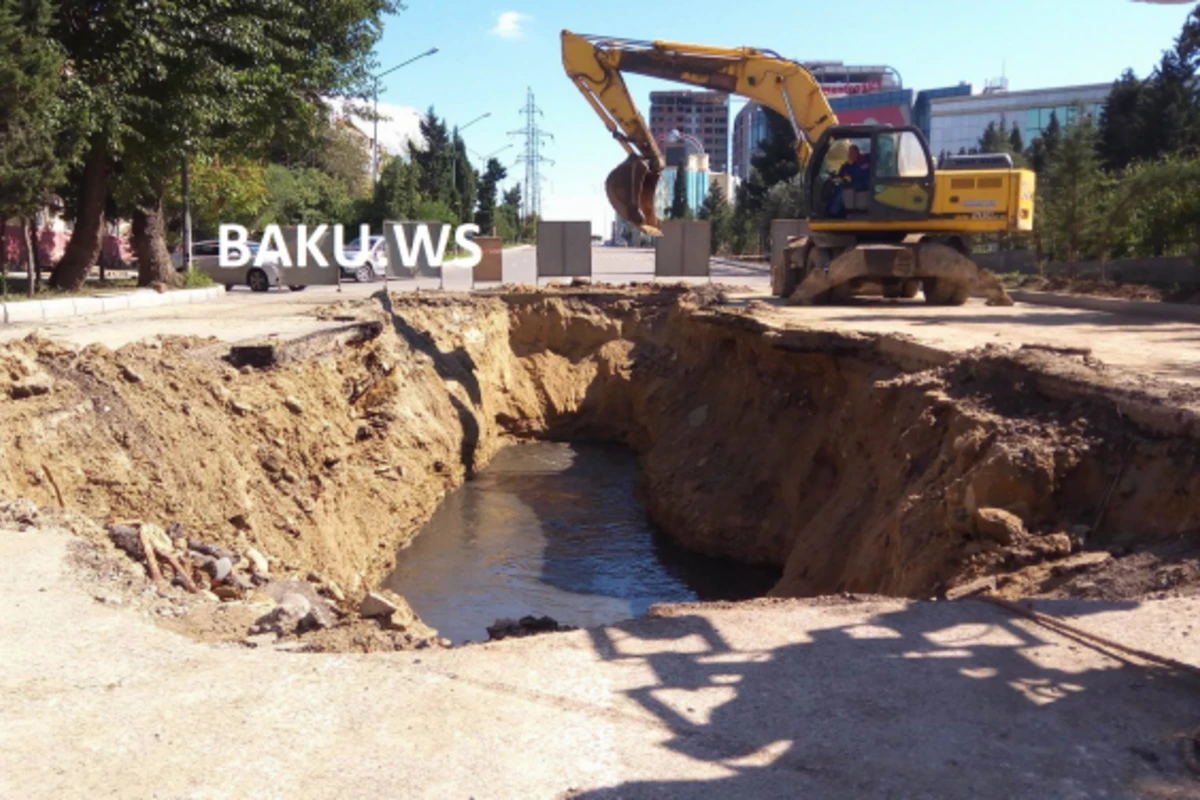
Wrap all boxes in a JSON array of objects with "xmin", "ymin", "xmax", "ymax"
[
  {"xmin": 649, "ymin": 91, "xmax": 730, "ymax": 174},
  {"xmin": 927, "ymin": 83, "xmax": 1110, "ymax": 158}
]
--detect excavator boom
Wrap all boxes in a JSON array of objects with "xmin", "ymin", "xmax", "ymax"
[{"xmin": 562, "ymin": 31, "xmax": 837, "ymax": 234}]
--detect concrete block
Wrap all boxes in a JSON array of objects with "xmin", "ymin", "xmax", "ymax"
[
  {"xmin": 39, "ymin": 298, "xmax": 76, "ymax": 320},
  {"xmin": 72, "ymin": 297, "xmax": 105, "ymax": 316},
  {"xmin": 3, "ymin": 301, "xmax": 45, "ymax": 323},
  {"xmin": 99, "ymin": 296, "xmax": 131, "ymax": 314},
  {"xmin": 126, "ymin": 291, "xmax": 160, "ymax": 309}
]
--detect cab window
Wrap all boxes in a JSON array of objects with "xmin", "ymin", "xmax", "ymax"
[{"xmin": 874, "ymin": 132, "xmax": 929, "ymax": 180}]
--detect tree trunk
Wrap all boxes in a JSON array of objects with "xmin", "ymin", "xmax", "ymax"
[
  {"xmin": 22, "ymin": 217, "xmax": 35, "ymax": 298},
  {"xmin": 132, "ymin": 193, "xmax": 181, "ymax": 288},
  {"xmin": 51, "ymin": 137, "xmax": 111, "ymax": 292}
]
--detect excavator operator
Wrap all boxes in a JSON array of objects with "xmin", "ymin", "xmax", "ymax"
[{"xmin": 827, "ymin": 145, "xmax": 871, "ymax": 218}]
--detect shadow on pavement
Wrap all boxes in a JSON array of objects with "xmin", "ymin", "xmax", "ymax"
[{"xmin": 576, "ymin": 598, "xmax": 1198, "ymax": 799}]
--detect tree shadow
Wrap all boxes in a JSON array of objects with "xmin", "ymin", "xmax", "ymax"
[{"xmin": 574, "ymin": 598, "xmax": 1200, "ymax": 798}]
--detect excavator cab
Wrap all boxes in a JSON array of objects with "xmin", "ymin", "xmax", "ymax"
[{"xmin": 806, "ymin": 125, "xmax": 936, "ymax": 224}]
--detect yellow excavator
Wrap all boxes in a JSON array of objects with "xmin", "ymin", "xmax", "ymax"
[{"xmin": 562, "ymin": 31, "xmax": 1034, "ymax": 305}]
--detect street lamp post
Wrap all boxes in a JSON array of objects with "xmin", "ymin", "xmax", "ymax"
[{"xmin": 372, "ymin": 47, "xmax": 439, "ymax": 192}]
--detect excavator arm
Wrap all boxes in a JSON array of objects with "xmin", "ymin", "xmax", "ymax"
[{"xmin": 562, "ymin": 31, "xmax": 838, "ymax": 234}]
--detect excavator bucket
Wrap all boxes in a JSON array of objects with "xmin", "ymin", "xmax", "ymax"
[{"xmin": 606, "ymin": 155, "xmax": 662, "ymax": 237}]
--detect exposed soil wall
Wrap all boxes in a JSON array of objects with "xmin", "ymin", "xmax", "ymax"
[{"xmin": 2, "ymin": 287, "xmax": 1199, "ymax": 604}]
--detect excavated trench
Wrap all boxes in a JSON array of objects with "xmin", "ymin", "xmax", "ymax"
[{"xmin": 2, "ymin": 286, "xmax": 1200, "ymax": 643}]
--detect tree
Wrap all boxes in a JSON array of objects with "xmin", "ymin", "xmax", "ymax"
[
  {"xmin": 1098, "ymin": 70, "xmax": 1145, "ymax": 170},
  {"xmin": 497, "ymin": 185, "xmax": 522, "ymax": 242},
  {"xmin": 0, "ymin": 0, "xmax": 78, "ymax": 292},
  {"xmin": 51, "ymin": 0, "xmax": 399, "ymax": 290},
  {"xmin": 698, "ymin": 179, "xmax": 733, "ymax": 254},
  {"xmin": 449, "ymin": 130, "xmax": 477, "ymax": 224},
  {"xmin": 1041, "ymin": 113, "xmax": 1104, "ymax": 266},
  {"xmin": 669, "ymin": 169, "xmax": 692, "ymax": 220},
  {"xmin": 164, "ymin": 157, "xmax": 268, "ymax": 241},
  {"xmin": 1137, "ymin": 48, "xmax": 1200, "ymax": 162},
  {"xmin": 474, "ymin": 158, "xmax": 507, "ymax": 234},
  {"xmin": 978, "ymin": 118, "xmax": 1012, "ymax": 154},
  {"xmin": 746, "ymin": 109, "xmax": 799, "ymax": 212},
  {"xmin": 374, "ymin": 155, "xmax": 421, "ymax": 223},
  {"xmin": 410, "ymin": 108, "xmax": 455, "ymax": 207},
  {"xmin": 1009, "ymin": 122, "xmax": 1025, "ymax": 155}
]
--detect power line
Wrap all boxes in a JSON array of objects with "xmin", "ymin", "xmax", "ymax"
[{"xmin": 508, "ymin": 87, "xmax": 555, "ymax": 219}]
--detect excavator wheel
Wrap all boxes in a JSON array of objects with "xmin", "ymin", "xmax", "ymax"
[{"xmin": 922, "ymin": 277, "xmax": 971, "ymax": 306}]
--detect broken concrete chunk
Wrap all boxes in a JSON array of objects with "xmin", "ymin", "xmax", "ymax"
[
  {"xmin": 120, "ymin": 365, "xmax": 144, "ymax": 384},
  {"xmin": 284, "ymin": 396, "xmax": 305, "ymax": 415},
  {"xmin": 205, "ymin": 557, "xmax": 233, "ymax": 582},
  {"xmin": 360, "ymin": 590, "xmax": 403, "ymax": 619},
  {"xmin": 244, "ymin": 547, "xmax": 270, "ymax": 576},
  {"xmin": 974, "ymin": 508, "xmax": 1026, "ymax": 545}
]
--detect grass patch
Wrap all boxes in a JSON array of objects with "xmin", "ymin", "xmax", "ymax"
[
  {"xmin": 0, "ymin": 275, "xmax": 139, "ymax": 302},
  {"xmin": 181, "ymin": 271, "xmax": 215, "ymax": 289}
]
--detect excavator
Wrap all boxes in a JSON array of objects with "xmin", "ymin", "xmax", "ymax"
[{"xmin": 562, "ymin": 31, "xmax": 1035, "ymax": 305}]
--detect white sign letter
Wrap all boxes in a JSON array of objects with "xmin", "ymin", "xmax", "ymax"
[
  {"xmin": 256, "ymin": 225, "xmax": 292, "ymax": 268},
  {"xmin": 297, "ymin": 224, "xmax": 330, "ymax": 267},
  {"xmin": 219, "ymin": 225, "xmax": 251, "ymax": 268},
  {"xmin": 455, "ymin": 224, "xmax": 483, "ymax": 268}
]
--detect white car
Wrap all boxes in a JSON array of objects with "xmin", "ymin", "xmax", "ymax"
[
  {"xmin": 172, "ymin": 240, "xmax": 304, "ymax": 293},
  {"xmin": 340, "ymin": 235, "xmax": 388, "ymax": 283}
]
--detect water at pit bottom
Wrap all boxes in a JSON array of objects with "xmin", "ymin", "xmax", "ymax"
[{"xmin": 383, "ymin": 442, "xmax": 780, "ymax": 643}]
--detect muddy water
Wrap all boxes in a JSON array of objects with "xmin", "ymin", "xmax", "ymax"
[{"xmin": 384, "ymin": 442, "xmax": 780, "ymax": 643}]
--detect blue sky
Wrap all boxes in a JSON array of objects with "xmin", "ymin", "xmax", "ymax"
[{"xmin": 368, "ymin": 0, "xmax": 1195, "ymax": 233}]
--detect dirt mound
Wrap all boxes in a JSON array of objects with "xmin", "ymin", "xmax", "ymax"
[{"xmin": 2, "ymin": 286, "xmax": 1199, "ymax": 648}]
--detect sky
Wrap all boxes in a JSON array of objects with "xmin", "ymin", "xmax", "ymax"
[{"xmin": 366, "ymin": 0, "xmax": 1196, "ymax": 234}]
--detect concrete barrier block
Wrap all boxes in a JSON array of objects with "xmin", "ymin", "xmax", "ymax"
[
  {"xmin": 39, "ymin": 298, "xmax": 76, "ymax": 320},
  {"xmin": 4, "ymin": 301, "xmax": 45, "ymax": 323},
  {"xmin": 99, "ymin": 295, "xmax": 131, "ymax": 314},
  {"xmin": 126, "ymin": 291, "xmax": 160, "ymax": 309},
  {"xmin": 72, "ymin": 297, "xmax": 105, "ymax": 316}
]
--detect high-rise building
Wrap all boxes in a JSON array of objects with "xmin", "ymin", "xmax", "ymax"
[
  {"xmin": 731, "ymin": 61, "xmax": 903, "ymax": 179},
  {"xmin": 648, "ymin": 91, "xmax": 730, "ymax": 174}
]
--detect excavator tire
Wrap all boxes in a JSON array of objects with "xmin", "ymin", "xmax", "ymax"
[
  {"xmin": 771, "ymin": 249, "xmax": 802, "ymax": 298},
  {"xmin": 922, "ymin": 277, "xmax": 970, "ymax": 306}
]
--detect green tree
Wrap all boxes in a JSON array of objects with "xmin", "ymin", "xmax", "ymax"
[
  {"xmin": 698, "ymin": 179, "xmax": 733, "ymax": 254},
  {"xmin": 410, "ymin": 108, "xmax": 455, "ymax": 207},
  {"xmin": 164, "ymin": 157, "xmax": 268, "ymax": 240},
  {"xmin": 978, "ymin": 118, "xmax": 1012, "ymax": 154},
  {"xmin": 51, "ymin": 0, "xmax": 398, "ymax": 290},
  {"xmin": 1138, "ymin": 48, "xmax": 1200, "ymax": 162},
  {"xmin": 258, "ymin": 165, "xmax": 354, "ymax": 228},
  {"xmin": 1041, "ymin": 113, "xmax": 1104, "ymax": 266},
  {"xmin": 1098, "ymin": 69, "xmax": 1145, "ymax": 170},
  {"xmin": 1009, "ymin": 122, "xmax": 1025, "ymax": 155},
  {"xmin": 374, "ymin": 155, "xmax": 421, "ymax": 223},
  {"xmin": 0, "ymin": 0, "xmax": 78, "ymax": 290},
  {"xmin": 746, "ymin": 110, "xmax": 799, "ymax": 213},
  {"xmin": 497, "ymin": 185, "xmax": 522, "ymax": 242},
  {"xmin": 669, "ymin": 169, "xmax": 692, "ymax": 220},
  {"xmin": 474, "ymin": 158, "xmax": 507, "ymax": 234},
  {"xmin": 449, "ymin": 130, "xmax": 477, "ymax": 224}
]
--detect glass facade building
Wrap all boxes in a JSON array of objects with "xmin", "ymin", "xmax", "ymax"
[{"xmin": 927, "ymin": 84, "xmax": 1110, "ymax": 158}]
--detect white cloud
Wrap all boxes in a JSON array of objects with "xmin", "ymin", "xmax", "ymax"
[{"xmin": 491, "ymin": 11, "xmax": 528, "ymax": 40}]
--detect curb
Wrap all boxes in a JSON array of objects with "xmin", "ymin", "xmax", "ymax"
[
  {"xmin": 1, "ymin": 286, "xmax": 223, "ymax": 326},
  {"xmin": 1009, "ymin": 290, "xmax": 1200, "ymax": 323}
]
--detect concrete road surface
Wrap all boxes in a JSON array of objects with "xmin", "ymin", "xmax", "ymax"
[{"xmin": 3, "ymin": 525, "xmax": 1199, "ymax": 799}]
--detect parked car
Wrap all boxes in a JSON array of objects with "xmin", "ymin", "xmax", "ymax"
[
  {"xmin": 172, "ymin": 240, "xmax": 305, "ymax": 293},
  {"xmin": 340, "ymin": 235, "xmax": 388, "ymax": 282}
]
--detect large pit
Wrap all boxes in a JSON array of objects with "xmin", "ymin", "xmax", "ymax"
[{"xmin": 2, "ymin": 286, "xmax": 1199, "ymax": 646}]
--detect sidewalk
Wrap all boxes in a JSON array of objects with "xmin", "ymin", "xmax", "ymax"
[{"xmin": 1, "ymin": 286, "xmax": 223, "ymax": 325}]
